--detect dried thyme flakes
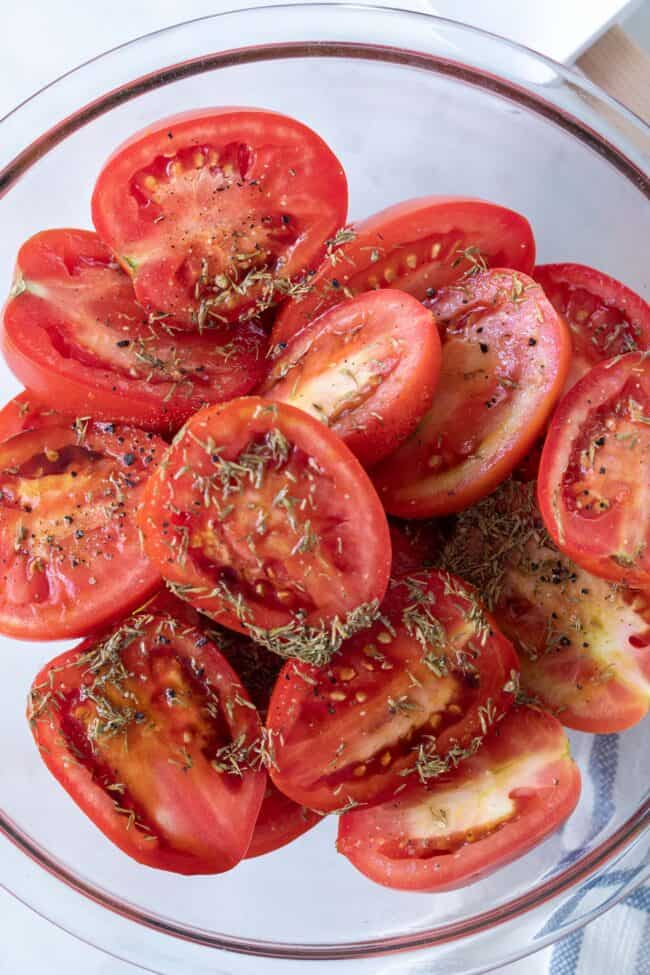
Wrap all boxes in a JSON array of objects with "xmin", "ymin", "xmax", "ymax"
[
  {"xmin": 403, "ymin": 734, "xmax": 484, "ymax": 785},
  {"xmin": 245, "ymin": 599, "xmax": 382, "ymax": 667},
  {"xmin": 436, "ymin": 479, "xmax": 548, "ymax": 611}
]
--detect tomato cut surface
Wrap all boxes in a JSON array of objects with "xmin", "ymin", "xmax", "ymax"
[
  {"xmin": 0, "ymin": 418, "xmax": 164, "ymax": 639},
  {"xmin": 337, "ymin": 706, "xmax": 580, "ymax": 891},
  {"xmin": 372, "ymin": 269, "xmax": 570, "ymax": 517},
  {"xmin": 92, "ymin": 109, "xmax": 348, "ymax": 327},
  {"xmin": 139, "ymin": 397, "xmax": 391, "ymax": 663},
  {"xmin": 0, "ymin": 392, "xmax": 64, "ymax": 442},
  {"xmin": 28, "ymin": 609, "xmax": 266, "ymax": 874},
  {"xmin": 534, "ymin": 263, "xmax": 650, "ymax": 393},
  {"xmin": 206, "ymin": 621, "xmax": 323, "ymax": 857},
  {"xmin": 2, "ymin": 229, "xmax": 267, "ymax": 431},
  {"xmin": 438, "ymin": 480, "xmax": 650, "ymax": 732},
  {"xmin": 262, "ymin": 289, "xmax": 440, "ymax": 467},
  {"xmin": 271, "ymin": 196, "xmax": 535, "ymax": 346},
  {"xmin": 267, "ymin": 569, "xmax": 518, "ymax": 812},
  {"xmin": 538, "ymin": 352, "xmax": 650, "ymax": 587}
]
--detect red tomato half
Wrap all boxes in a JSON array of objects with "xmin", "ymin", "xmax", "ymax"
[
  {"xmin": 271, "ymin": 196, "xmax": 535, "ymax": 346},
  {"xmin": 267, "ymin": 569, "xmax": 519, "ymax": 812},
  {"xmin": 92, "ymin": 109, "xmax": 348, "ymax": 327},
  {"xmin": 2, "ymin": 229, "xmax": 267, "ymax": 432},
  {"xmin": 206, "ymin": 623, "xmax": 323, "ymax": 857},
  {"xmin": 534, "ymin": 263, "xmax": 650, "ymax": 392},
  {"xmin": 438, "ymin": 479, "xmax": 650, "ymax": 732},
  {"xmin": 0, "ymin": 418, "xmax": 164, "ymax": 639},
  {"xmin": 337, "ymin": 706, "xmax": 580, "ymax": 891},
  {"xmin": 28, "ymin": 609, "xmax": 266, "ymax": 874},
  {"xmin": 372, "ymin": 269, "xmax": 571, "ymax": 517},
  {"xmin": 246, "ymin": 781, "xmax": 322, "ymax": 858},
  {"xmin": 262, "ymin": 289, "xmax": 441, "ymax": 467},
  {"xmin": 0, "ymin": 392, "xmax": 64, "ymax": 441},
  {"xmin": 139, "ymin": 397, "xmax": 391, "ymax": 662},
  {"xmin": 538, "ymin": 352, "xmax": 650, "ymax": 587}
]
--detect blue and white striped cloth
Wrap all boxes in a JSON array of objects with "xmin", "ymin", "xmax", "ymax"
[{"xmin": 500, "ymin": 876, "xmax": 649, "ymax": 975}]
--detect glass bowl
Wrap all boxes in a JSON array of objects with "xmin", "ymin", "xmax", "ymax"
[{"xmin": 0, "ymin": 5, "xmax": 648, "ymax": 974}]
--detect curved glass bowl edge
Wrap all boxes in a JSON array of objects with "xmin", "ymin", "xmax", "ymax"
[{"xmin": 0, "ymin": 2, "xmax": 648, "ymax": 966}]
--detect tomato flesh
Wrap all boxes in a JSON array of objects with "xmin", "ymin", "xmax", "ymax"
[
  {"xmin": 0, "ymin": 392, "xmax": 64, "ymax": 441},
  {"xmin": 2, "ymin": 229, "xmax": 267, "ymax": 431},
  {"xmin": 139, "ymin": 397, "xmax": 391, "ymax": 663},
  {"xmin": 0, "ymin": 418, "xmax": 164, "ymax": 639},
  {"xmin": 203, "ymin": 619, "xmax": 324, "ymax": 856},
  {"xmin": 438, "ymin": 479, "xmax": 650, "ymax": 732},
  {"xmin": 337, "ymin": 706, "xmax": 580, "ymax": 891},
  {"xmin": 263, "ymin": 289, "xmax": 441, "ymax": 467},
  {"xmin": 92, "ymin": 109, "xmax": 348, "ymax": 326},
  {"xmin": 538, "ymin": 351, "xmax": 650, "ymax": 587},
  {"xmin": 267, "ymin": 569, "xmax": 519, "ymax": 812},
  {"xmin": 534, "ymin": 263, "xmax": 650, "ymax": 393},
  {"xmin": 372, "ymin": 269, "xmax": 570, "ymax": 517},
  {"xmin": 28, "ymin": 610, "xmax": 266, "ymax": 873},
  {"xmin": 271, "ymin": 196, "xmax": 535, "ymax": 346}
]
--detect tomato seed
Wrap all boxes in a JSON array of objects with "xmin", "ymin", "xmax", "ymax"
[{"xmin": 338, "ymin": 667, "xmax": 357, "ymax": 682}]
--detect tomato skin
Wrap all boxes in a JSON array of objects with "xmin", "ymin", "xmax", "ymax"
[
  {"xmin": 438, "ymin": 479, "xmax": 650, "ymax": 733},
  {"xmin": 246, "ymin": 783, "xmax": 322, "ymax": 858},
  {"xmin": 92, "ymin": 108, "xmax": 348, "ymax": 326},
  {"xmin": 372, "ymin": 269, "xmax": 571, "ymax": 518},
  {"xmin": 28, "ymin": 611, "xmax": 266, "ymax": 874},
  {"xmin": 534, "ymin": 263, "xmax": 650, "ymax": 393},
  {"xmin": 139, "ymin": 397, "xmax": 391, "ymax": 652},
  {"xmin": 2, "ymin": 229, "xmax": 268, "ymax": 432},
  {"xmin": 271, "ymin": 196, "xmax": 535, "ymax": 346},
  {"xmin": 0, "ymin": 419, "xmax": 164, "ymax": 640},
  {"xmin": 337, "ymin": 706, "xmax": 580, "ymax": 892},
  {"xmin": 263, "ymin": 290, "xmax": 440, "ymax": 467},
  {"xmin": 267, "ymin": 569, "xmax": 519, "ymax": 812},
  {"xmin": 538, "ymin": 352, "xmax": 650, "ymax": 587}
]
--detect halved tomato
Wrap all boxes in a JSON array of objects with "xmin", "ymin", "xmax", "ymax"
[
  {"xmin": 337, "ymin": 706, "xmax": 580, "ymax": 891},
  {"xmin": 262, "ymin": 289, "xmax": 440, "ymax": 467},
  {"xmin": 372, "ymin": 269, "xmax": 571, "ymax": 517},
  {"xmin": 2, "ymin": 229, "xmax": 267, "ymax": 432},
  {"xmin": 246, "ymin": 780, "xmax": 323, "ymax": 858},
  {"xmin": 0, "ymin": 418, "xmax": 164, "ymax": 639},
  {"xmin": 267, "ymin": 569, "xmax": 519, "ymax": 812},
  {"xmin": 139, "ymin": 397, "xmax": 391, "ymax": 663},
  {"xmin": 438, "ymin": 479, "xmax": 650, "ymax": 732},
  {"xmin": 28, "ymin": 608, "xmax": 266, "ymax": 874},
  {"xmin": 538, "ymin": 351, "xmax": 650, "ymax": 587},
  {"xmin": 271, "ymin": 196, "xmax": 535, "ymax": 346},
  {"xmin": 534, "ymin": 263, "xmax": 650, "ymax": 392},
  {"xmin": 92, "ymin": 109, "xmax": 348, "ymax": 327},
  {"xmin": 0, "ymin": 392, "xmax": 63, "ymax": 442},
  {"xmin": 204, "ymin": 621, "xmax": 324, "ymax": 857}
]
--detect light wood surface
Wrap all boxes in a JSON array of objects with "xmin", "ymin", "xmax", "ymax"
[{"xmin": 578, "ymin": 25, "xmax": 650, "ymax": 123}]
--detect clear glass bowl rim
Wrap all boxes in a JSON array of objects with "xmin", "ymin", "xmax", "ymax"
[{"xmin": 0, "ymin": 1, "xmax": 648, "ymax": 965}]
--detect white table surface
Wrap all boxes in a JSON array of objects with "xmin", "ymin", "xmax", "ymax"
[{"xmin": 0, "ymin": 2, "xmax": 646, "ymax": 974}]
